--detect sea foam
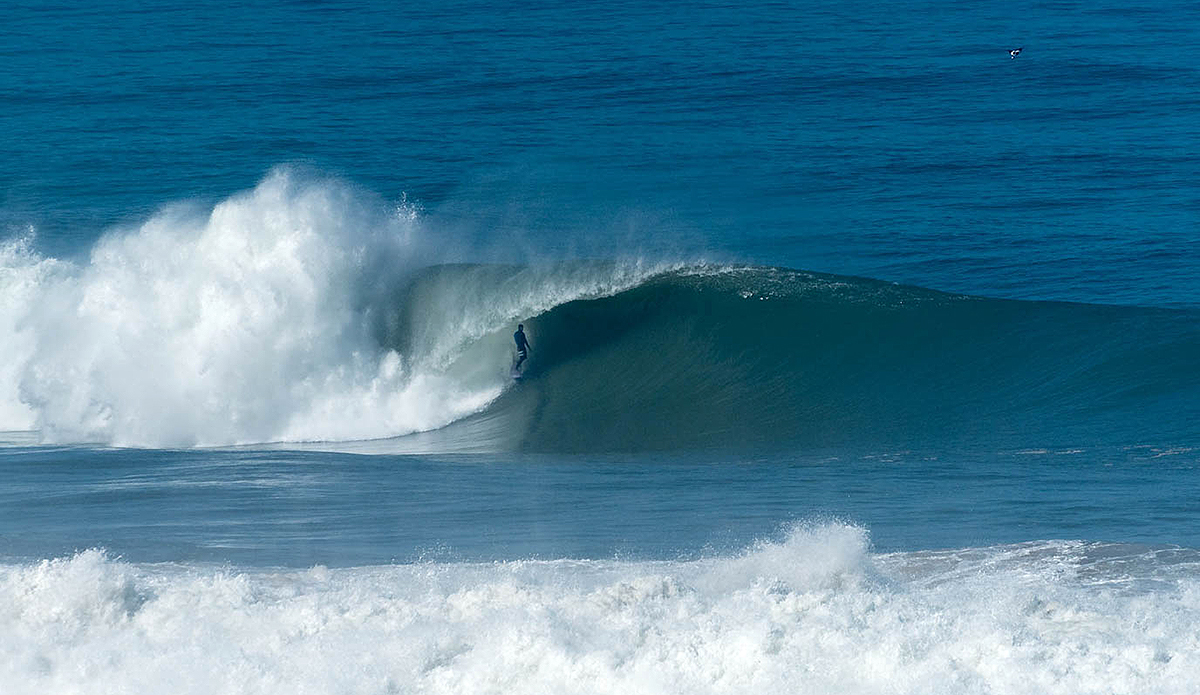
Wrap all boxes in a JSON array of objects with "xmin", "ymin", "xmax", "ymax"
[
  {"xmin": 2, "ymin": 523, "xmax": 1198, "ymax": 695},
  {"xmin": 0, "ymin": 169, "xmax": 670, "ymax": 447}
]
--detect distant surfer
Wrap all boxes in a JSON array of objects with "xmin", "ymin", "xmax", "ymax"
[
  {"xmin": 513, "ymin": 324, "xmax": 531, "ymax": 371},
  {"xmin": 1009, "ymin": 47, "xmax": 1023, "ymax": 59}
]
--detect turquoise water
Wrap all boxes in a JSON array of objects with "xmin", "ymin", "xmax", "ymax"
[{"xmin": 3, "ymin": 1, "xmax": 1199, "ymax": 692}]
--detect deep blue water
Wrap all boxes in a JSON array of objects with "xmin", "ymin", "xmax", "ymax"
[
  {"xmin": 6, "ymin": 0, "xmax": 1199, "ymax": 304},
  {"xmin": 2, "ymin": 2, "xmax": 1199, "ymax": 692}
]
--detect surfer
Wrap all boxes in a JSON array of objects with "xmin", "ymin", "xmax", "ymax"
[{"xmin": 513, "ymin": 324, "xmax": 531, "ymax": 371}]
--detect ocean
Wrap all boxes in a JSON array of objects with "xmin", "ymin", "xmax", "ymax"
[{"xmin": 2, "ymin": 0, "xmax": 1199, "ymax": 692}]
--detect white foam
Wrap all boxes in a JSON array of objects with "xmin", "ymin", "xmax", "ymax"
[
  {"xmin": 0, "ymin": 233, "xmax": 64, "ymax": 430},
  {"xmin": 3, "ymin": 524, "xmax": 1198, "ymax": 695},
  {"xmin": 0, "ymin": 168, "xmax": 674, "ymax": 447}
]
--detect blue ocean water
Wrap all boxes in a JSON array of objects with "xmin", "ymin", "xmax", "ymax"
[{"xmin": 2, "ymin": 1, "xmax": 1199, "ymax": 692}]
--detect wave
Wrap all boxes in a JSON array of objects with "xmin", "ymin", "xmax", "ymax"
[
  {"xmin": 3, "ymin": 523, "xmax": 1199, "ymax": 694},
  {"xmin": 401, "ymin": 265, "xmax": 1200, "ymax": 453},
  {"xmin": 3, "ymin": 169, "xmax": 1197, "ymax": 451}
]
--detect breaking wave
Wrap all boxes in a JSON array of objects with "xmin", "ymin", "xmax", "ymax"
[
  {"xmin": 0, "ymin": 169, "xmax": 673, "ymax": 447},
  {"xmin": 2, "ymin": 168, "xmax": 1197, "ymax": 451}
]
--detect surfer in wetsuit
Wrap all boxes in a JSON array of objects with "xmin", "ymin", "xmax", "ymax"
[{"xmin": 514, "ymin": 324, "xmax": 531, "ymax": 370}]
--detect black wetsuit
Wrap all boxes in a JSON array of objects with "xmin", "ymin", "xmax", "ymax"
[{"xmin": 514, "ymin": 328, "xmax": 530, "ymax": 369}]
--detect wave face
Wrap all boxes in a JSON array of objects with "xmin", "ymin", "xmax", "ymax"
[
  {"xmin": 4, "ymin": 523, "xmax": 1200, "ymax": 695},
  {"xmin": 448, "ymin": 267, "xmax": 1200, "ymax": 453},
  {"xmin": 3, "ymin": 170, "xmax": 1197, "ymax": 451}
]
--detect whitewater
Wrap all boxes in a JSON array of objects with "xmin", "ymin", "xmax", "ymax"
[
  {"xmin": 4, "ymin": 525, "xmax": 1199, "ymax": 695},
  {"xmin": 1, "ymin": 169, "xmax": 681, "ymax": 448}
]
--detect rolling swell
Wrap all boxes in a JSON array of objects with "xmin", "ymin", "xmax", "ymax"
[{"xmin": 436, "ymin": 267, "xmax": 1199, "ymax": 453}]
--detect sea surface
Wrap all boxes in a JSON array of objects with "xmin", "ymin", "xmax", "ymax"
[{"xmin": 3, "ymin": 1, "xmax": 1199, "ymax": 693}]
